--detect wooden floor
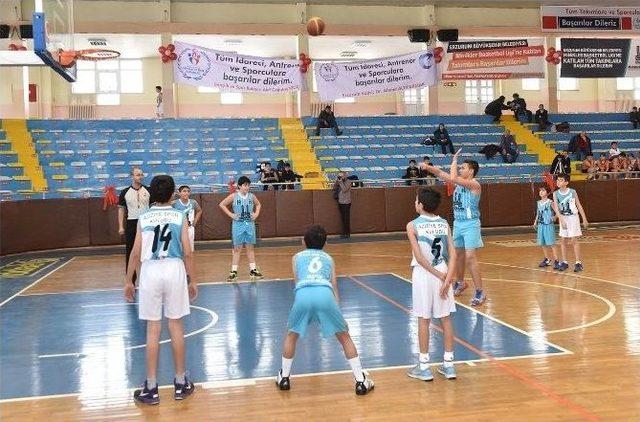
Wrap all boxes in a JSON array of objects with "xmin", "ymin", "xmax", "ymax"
[{"xmin": 2, "ymin": 226, "xmax": 640, "ymax": 421}]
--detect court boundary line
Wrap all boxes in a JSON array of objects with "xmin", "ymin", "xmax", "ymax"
[
  {"xmin": 0, "ymin": 257, "xmax": 75, "ymax": 308},
  {"xmin": 349, "ymin": 275, "xmax": 599, "ymax": 422}
]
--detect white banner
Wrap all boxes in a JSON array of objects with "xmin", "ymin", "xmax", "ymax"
[
  {"xmin": 173, "ymin": 41, "xmax": 302, "ymax": 93},
  {"xmin": 315, "ymin": 51, "xmax": 437, "ymax": 101},
  {"xmin": 541, "ymin": 6, "xmax": 640, "ymax": 32}
]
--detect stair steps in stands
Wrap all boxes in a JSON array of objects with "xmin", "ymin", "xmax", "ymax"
[
  {"xmin": 279, "ymin": 118, "xmax": 327, "ymax": 190},
  {"xmin": 2, "ymin": 119, "xmax": 47, "ymax": 192}
]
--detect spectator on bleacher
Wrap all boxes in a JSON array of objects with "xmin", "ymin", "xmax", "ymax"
[
  {"xmin": 550, "ymin": 150, "xmax": 571, "ymax": 175},
  {"xmin": 535, "ymin": 104, "xmax": 551, "ymax": 131},
  {"xmin": 484, "ymin": 96, "xmax": 509, "ymax": 123},
  {"xmin": 507, "ymin": 93, "xmax": 527, "ymax": 121},
  {"xmin": 628, "ymin": 154, "xmax": 639, "ymax": 172},
  {"xmin": 499, "ymin": 129, "xmax": 519, "ymax": 163},
  {"xmin": 630, "ymin": 106, "xmax": 639, "ymax": 129},
  {"xmin": 155, "ymin": 86, "xmax": 163, "ymax": 119},
  {"xmin": 596, "ymin": 154, "xmax": 610, "ymax": 179},
  {"xmin": 403, "ymin": 159, "xmax": 422, "ymax": 185},
  {"xmin": 315, "ymin": 105, "xmax": 343, "ymax": 136},
  {"xmin": 568, "ymin": 131, "xmax": 592, "ymax": 162},
  {"xmin": 581, "ymin": 155, "xmax": 598, "ymax": 180},
  {"xmin": 608, "ymin": 141, "xmax": 622, "ymax": 160},
  {"xmin": 118, "ymin": 167, "xmax": 150, "ymax": 285},
  {"xmin": 333, "ymin": 171, "xmax": 352, "ymax": 238},
  {"xmin": 433, "ymin": 123, "xmax": 455, "ymax": 155},
  {"xmin": 279, "ymin": 162, "xmax": 302, "ymax": 190},
  {"xmin": 260, "ymin": 162, "xmax": 280, "ymax": 190}
]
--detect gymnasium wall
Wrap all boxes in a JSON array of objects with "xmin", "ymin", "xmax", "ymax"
[{"xmin": 2, "ymin": 180, "xmax": 639, "ymax": 255}]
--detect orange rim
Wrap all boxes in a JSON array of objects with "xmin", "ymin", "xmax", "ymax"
[{"xmin": 76, "ymin": 49, "xmax": 121, "ymax": 61}]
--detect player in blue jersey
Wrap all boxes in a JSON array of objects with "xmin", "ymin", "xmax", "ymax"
[
  {"xmin": 124, "ymin": 175, "xmax": 198, "ymax": 405},
  {"xmin": 552, "ymin": 173, "xmax": 589, "ymax": 272},
  {"xmin": 422, "ymin": 149, "xmax": 486, "ymax": 306},
  {"xmin": 275, "ymin": 225, "xmax": 375, "ymax": 395},
  {"xmin": 533, "ymin": 186, "xmax": 560, "ymax": 269},
  {"xmin": 173, "ymin": 185, "xmax": 202, "ymax": 251},
  {"xmin": 219, "ymin": 176, "xmax": 264, "ymax": 282},
  {"xmin": 406, "ymin": 188, "xmax": 458, "ymax": 381}
]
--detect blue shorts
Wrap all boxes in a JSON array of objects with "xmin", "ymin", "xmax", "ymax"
[
  {"xmin": 453, "ymin": 218, "xmax": 483, "ymax": 249},
  {"xmin": 232, "ymin": 221, "xmax": 256, "ymax": 246},
  {"xmin": 537, "ymin": 224, "xmax": 556, "ymax": 246},
  {"xmin": 287, "ymin": 286, "xmax": 347, "ymax": 338}
]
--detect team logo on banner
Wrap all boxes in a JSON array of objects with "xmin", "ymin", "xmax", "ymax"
[
  {"xmin": 418, "ymin": 52, "xmax": 434, "ymax": 69},
  {"xmin": 177, "ymin": 47, "xmax": 212, "ymax": 81},
  {"xmin": 319, "ymin": 63, "xmax": 339, "ymax": 81}
]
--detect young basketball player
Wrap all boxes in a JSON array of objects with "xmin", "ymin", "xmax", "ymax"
[
  {"xmin": 406, "ymin": 189, "xmax": 458, "ymax": 381},
  {"xmin": 218, "ymin": 176, "xmax": 264, "ymax": 282},
  {"xmin": 275, "ymin": 225, "xmax": 375, "ymax": 395},
  {"xmin": 422, "ymin": 149, "xmax": 486, "ymax": 306},
  {"xmin": 155, "ymin": 86, "xmax": 163, "ymax": 119},
  {"xmin": 124, "ymin": 175, "xmax": 198, "ymax": 405},
  {"xmin": 173, "ymin": 185, "xmax": 202, "ymax": 251},
  {"xmin": 533, "ymin": 186, "xmax": 560, "ymax": 269},
  {"xmin": 552, "ymin": 174, "xmax": 589, "ymax": 272}
]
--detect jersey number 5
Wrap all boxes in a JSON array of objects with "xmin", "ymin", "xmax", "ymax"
[
  {"xmin": 431, "ymin": 238, "xmax": 442, "ymax": 262},
  {"xmin": 152, "ymin": 224, "xmax": 172, "ymax": 253}
]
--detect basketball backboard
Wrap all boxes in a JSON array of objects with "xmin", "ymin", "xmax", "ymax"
[{"xmin": 33, "ymin": 0, "xmax": 77, "ymax": 81}]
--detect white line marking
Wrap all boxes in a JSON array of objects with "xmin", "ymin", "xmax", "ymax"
[
  {"xmin": 38, "ymin": 304, "xmax": 218, "ymax": 359},
  {"xmin": 0, "ymin": 257, "xmax": 75, "ymax": 308}
]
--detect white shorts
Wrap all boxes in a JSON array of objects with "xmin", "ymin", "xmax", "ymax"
[
  {"xmin": 188, "ymin": 226, "xmax": 195, "ymax": 251},
  {"xmin": 156, "ymin": 103, "xmax": 164, "ymax": 116},
  {"xmin": 411, "ymin": 264, "xmax": 456, "ymax": 320},
  {"xmin": 138, "ymin": 258, "xmax": 190, "ymax": 321},
  {"xmin": 559, "ymin": 215, "xmax": 582, "ymax": 238}
]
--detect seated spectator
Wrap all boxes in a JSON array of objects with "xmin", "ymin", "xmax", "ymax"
[
  {"xmin": 535, "ymin": 104, "xmax": 552, "ymax": 131},
  {"xmin": 628, "ymin": 153, "xmax": 639, "ymax": 172},
  {"xmin": 499, "ymin": 129, "xmax": 519, "ymax": 163},
  {"xmin": 484, "ymin": 96, "xmax": 509, "ymax": 122},
  {"xmin": 279, "ymin": 162, "xmax": 302, "ymax": 190},
  {"xmin": 630, "ymin": 106, "xmax": 639, "ymax": 130},
  {"xmin": 581, "ymin": 155, "xmax": 598, "ymax": 180},
  {"xmin": 479, "ymin": 144, "xmax": 503, "ymax": 160},
  {"xmin": 550, "ymin": 150, "xmax": 571, "ymax": 175},
  {"xmin": 315, "ymin": 105, "xmax": 342, "ymax": 136},
  {"xmin": 419, "ymin": 156, "xmax": 436, "ymax": 182},
  {"xmin": 433, "ymin": 123, "xmax": 455, "ymax": 155},
  {"xmin": 568, "ymin": 131, "xmax": 592, "ymax": 162},
  {"xmin": 260, "ymin": 162, "xmax": 280, "ymax": 190},
  {"xmin": 608, "ymin": 141, "xmax": 622, "ymax": 160},
  {"xmin": 596, "ymin": 154, "xmax": 610, "ymax": 178},
  {"xmin": 507, "ymin": 93, "xmax": 528, "ymax": 121},
  {"xmin": 403, "ymin": 159, "xmax": 422, "ymax": 185}
]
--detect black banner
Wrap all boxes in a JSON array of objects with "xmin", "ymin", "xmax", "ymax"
[{"xmin": 560, "ymin": 38, "xmax": 631, "ymax": 78}]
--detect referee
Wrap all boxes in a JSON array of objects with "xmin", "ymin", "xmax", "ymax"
[{"xmin": 118, "ymin": 167, "xmax": 150, "ymax": 284}]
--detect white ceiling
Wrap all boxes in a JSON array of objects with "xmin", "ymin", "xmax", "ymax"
[
  {"xmin": 74, "ymin": 34, "xmax": 161, "ymax": 59},
  {"xmin": 78, "ymin": 0, "xmax": 640, "ymax": 5}
]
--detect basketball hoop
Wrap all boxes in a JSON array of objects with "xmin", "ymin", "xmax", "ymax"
[{"xmin": 56, "ymin": 48, "xmax": 121, "ymax": 67}]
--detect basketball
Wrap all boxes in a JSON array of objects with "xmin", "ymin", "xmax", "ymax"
[{"xmin": 306, "ymin": 17, "xmax": 325, "ymax": 36}]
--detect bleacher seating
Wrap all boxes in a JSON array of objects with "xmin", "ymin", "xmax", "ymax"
[
  {"xmin": 0, "ymin": 130, "xmax": 33, "ymax": 194},
  {"xmin": 303, "ymin": 115, "xmax": 546, "ymax": 181}
]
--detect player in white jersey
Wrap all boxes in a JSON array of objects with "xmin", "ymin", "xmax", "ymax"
[
  {"xmin": 173, "ymin": 185, "xmax": 202, "ymax": 251},
  {"xmin": 406, "ymin": 188, "xmax": 458, "ymax": 381},
  {"xmin": 155, "ymin": 85, "xmax": 164, "ymax": 119},
  {"xmin": 124, "ymin": 175, "xmax": 198, "ymax": 405},
  {"xmin": 552, "ymin": 173, "xmax": 589, "ymax": 272}
]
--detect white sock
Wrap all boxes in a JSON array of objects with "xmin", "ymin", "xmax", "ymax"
[
  {"xmin": 249, "ymin": 263, "xmax": 256, "ymax": 271},
  {"xmin": 443, "ymin": 351, "xmax": 454, "ymax": 368},
  {"xmin": 419, "ymin": 353, "xmax": 430, "ymax": 370},
  {"xmin": 231, "ymin": 265, "xmax": 238, "ymax": 272},
  {"xmin": 281, "ymin": 357, "xmax": 293, "ymax": 377},
  {"xmin": 146, "ymin": 378, "xmax": 157, "ymax": 389},
  {"xmin": 348, "ymin": 357, "xmax": 365, "ymax": 382}
]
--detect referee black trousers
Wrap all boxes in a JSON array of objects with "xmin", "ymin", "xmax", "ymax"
[
  {"xmin": 338, "ymin": 203, "xmax": 351, "ymax": 237},
  {"xmin": 125, "ymin": 219, "xmax": 138, "ymax": 284}
]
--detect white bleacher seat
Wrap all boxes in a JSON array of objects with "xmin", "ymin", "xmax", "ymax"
[
  {"xmin": 110, "ymin": 160, "xmax": 126, "ymax": 166},
  {"xmin": 165, "ymin": 160, "xmax": 180, "ymax": 166},
  {"xmin": 70, "ymin": 161, "xmax": 86, "ymax": 167},
  {"xmin": 129, "ymin": 160, "xmax": 144, "ymax": 166},
  {"xmin": 202, "ymin": 159, "xmax": 217, "ymax": 165},
  {"xmin": 147, "ymin": 160, "xmax": 162, "ymax": 166}
]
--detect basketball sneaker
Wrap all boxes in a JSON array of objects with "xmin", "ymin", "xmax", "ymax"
[
  {"xmin": 552, "ymin": 260, "xmax": 561, "ymax": 270},
  {"xmin": 557, "ymin": 261, "xmax": 569, "ymax": 271},
  {"xmin": 227, "ymin": 270, "xmax": 238, "ymax": 282},
  {"xmin": 275, "ymin": 369, "xmax": 290, "ymax": 390},
  {"xmin": 538, "ymin": 258, "xmax": 551, "ymax": 268},
  {"xmin": 471, "ymin": 289, "xmax": 485, "ymax": 306},
  {"xmin": 355, "ymin": 373, "xmax": 374, "ymax": 395},
  {"xmin": 452, "ymin": 281, "xmax": 467, "ymax": 296},
  {"xmin": 133, "ymin": 381, "xmax": 160, "ymax": 405},
  {"xmin": 437, "ymin": 364, "xmax": 457, "ymax": 380},
  {"xmin": 174, "ymin": 376, "xmax": 195, "ymax": 400},
  {"xmin": 249, "ymin": 269, "xmax": 263, "ymax": 280},
  {"xmin": 407, "ymin": 364, "xmax": 434, "ymax": 382},
  {"xmin": 574, "ymin": 262, "xmax": 584, "ymax": 272}
]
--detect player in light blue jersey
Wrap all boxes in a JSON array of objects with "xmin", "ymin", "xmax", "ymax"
[
  {"xmin": 423, "ymin": 149, "xmax": 486, "ymax": 306},
  {"xmin": 552, "ymin": 173, "xmax": 589, "ymax": 272},
  {"xmin": 276, "ymin": 225, "xmax": 375, "ymax": 395},
  {"xmin": 173, "ymin": 185, "xmax": 202, "ymax": 251},
  {"xmin": 533, "ymin": 185, "xmax": 560, "ymax": 269},
  {"xmin": 124, "ymin": 175, "xmax": 198, "ymax": 405},
  {"xmin": 219, "ymin": 176, "xmax": 264, "ymax": 282},
  {"xmin": 406, "ymin": 188, "xmax": 458, "ymax": 381}
]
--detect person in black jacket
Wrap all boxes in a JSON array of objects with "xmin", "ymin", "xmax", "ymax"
[
  {"xmin": 433, "ymin": 123, "xmax": 455, "ymax": 154},
  {"xmin": 508, "ymin": 93, "xmax": 527, "ymax": 120},
  {"xmin": 260, "ymin": 162, "xmax": 280, "ymax": 190},
  {"xmin": 315, "ymin": 105, "xmax": 343, "ymax": 136},
  {"xmin": 550, "ymin": 150, "xmax": 571, "ymax": 175},
  {"xmin": 402, "ymin": 159, "xmax": 422, "ymax": 185},
  {"xmin": 630, "ymin": 106, "xmax": 639, "ymax": 129},
  {"xmin": 279, "ymin": 163, "xmax": 302, "ymax": 190},
  {"xmin": 484, "ymin": 96, "xmax": 509, "ymax": 122},
  {"xmin": 535, "ymin": 104, "xmax": 551, "ymax": 131}
]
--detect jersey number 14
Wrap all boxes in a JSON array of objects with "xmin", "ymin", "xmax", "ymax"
[{"xmin": 152, "ymin": 224, "xmax": 172, "ymax": 253}]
